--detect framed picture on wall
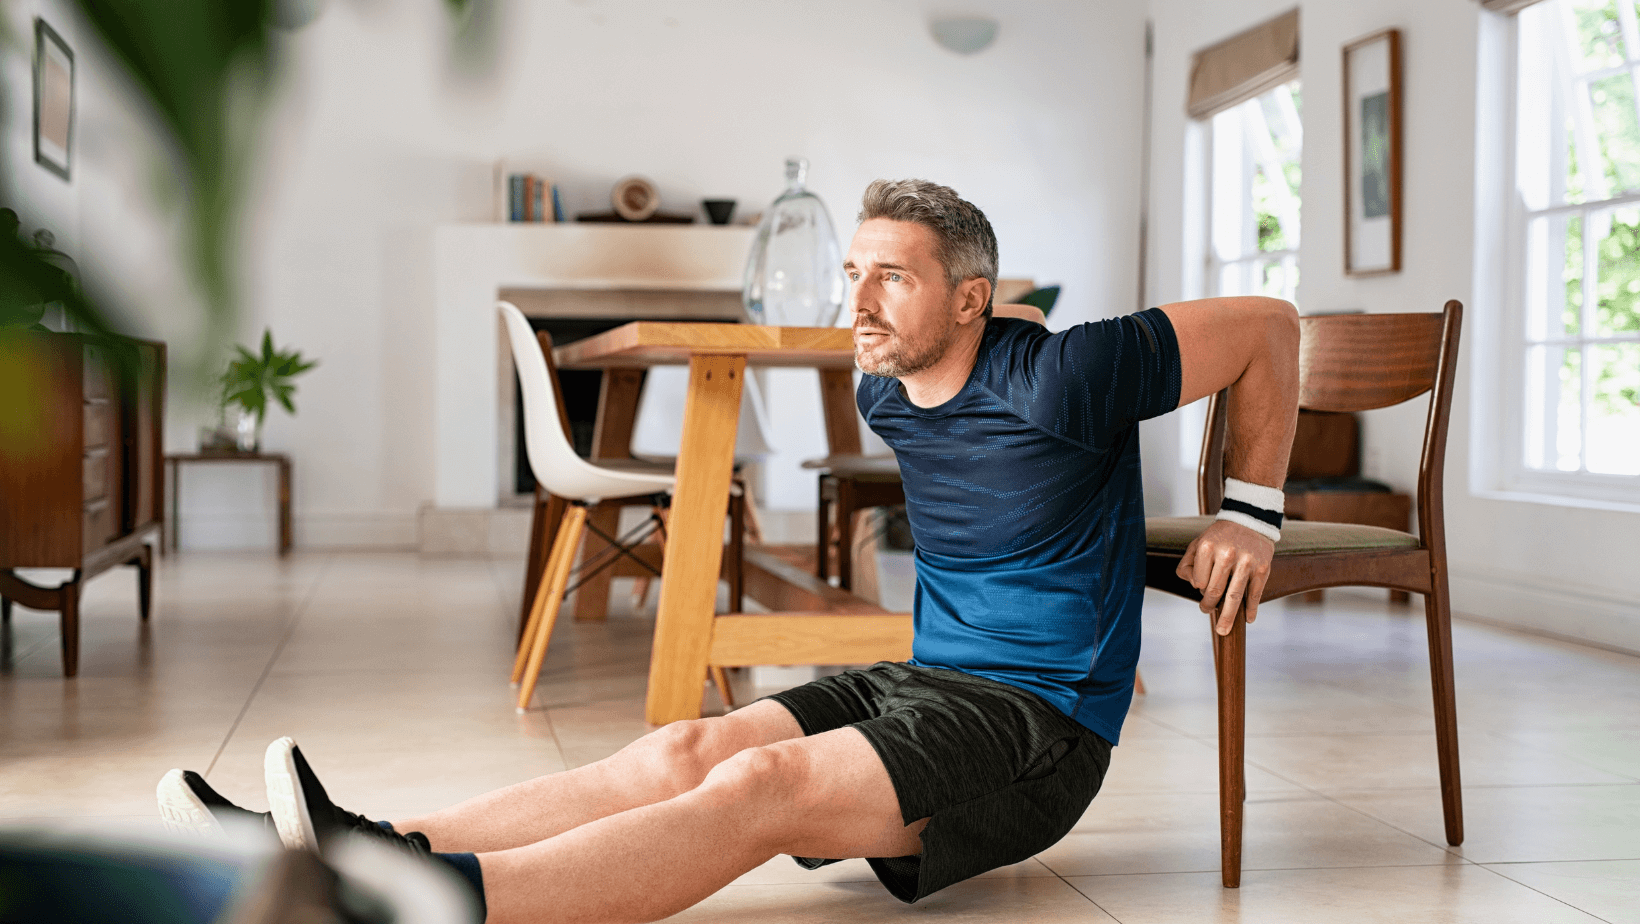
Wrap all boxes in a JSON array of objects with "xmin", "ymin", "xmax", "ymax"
[
  {"xmin": 1342, "ymin": 28, "xmax": 1401, "ymax": 276},
  {"xmin": 34, "ymin": 18, "xmax": 74, "ymax": 181}
]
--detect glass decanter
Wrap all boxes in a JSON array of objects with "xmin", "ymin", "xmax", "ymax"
[{"xmin": 742, "ymin": 157, "xmax": 846, "ymax": 327}]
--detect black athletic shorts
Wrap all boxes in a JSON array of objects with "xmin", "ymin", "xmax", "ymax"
[{"xmin": 763, "ymin": 661, "xmax": 1113, "ymax": 903}]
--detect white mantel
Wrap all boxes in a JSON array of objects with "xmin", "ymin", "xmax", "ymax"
[{"xmin": 432, "ymin": 223, "xmax": 756, "ymax": 508}]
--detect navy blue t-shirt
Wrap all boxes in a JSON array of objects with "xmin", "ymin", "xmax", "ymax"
[{"xmin": 858, "ymin": 309, "xmax": 1182, "ymax": 745}]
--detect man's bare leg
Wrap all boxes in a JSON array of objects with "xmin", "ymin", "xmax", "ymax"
[
  {"xmin": 394, "ymin": 700, "xmax": 804, "ymax": 854},
  {"xmin": 479, "ymin": 723, "xmax": 924, "ymax": 924}
]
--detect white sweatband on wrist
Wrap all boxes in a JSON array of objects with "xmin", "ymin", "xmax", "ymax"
[{"xmin": 1216, "ymin": 477, "xmax": 1285, "ymax": 543}]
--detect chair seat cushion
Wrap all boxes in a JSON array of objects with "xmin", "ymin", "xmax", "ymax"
[
  {"xmin": 1145, "ymin": 516, "xmax": 1420, "ymax": 554},
  {"xmin": 801, "ymin": 453, "xmax": 903, "ymax": 479}
]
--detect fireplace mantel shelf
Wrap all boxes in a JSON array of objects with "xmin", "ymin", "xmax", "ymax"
[{"xmin": 433, "ymin": 219, "xmax": 760, "ymax": 507}]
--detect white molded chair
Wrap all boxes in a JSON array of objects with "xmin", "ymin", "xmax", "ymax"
[{"xmin": 500, "ymin": 301, "xmax": 742, "ymax": 712}]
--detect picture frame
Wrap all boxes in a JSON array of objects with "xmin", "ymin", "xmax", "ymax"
[
  {"xmin": 1342, "ymin": 28, "xmax": 1402, "ymax": 276},
  {"xmin": 34, "ymin": 18, "xmax": 74, "ymax": 181}
]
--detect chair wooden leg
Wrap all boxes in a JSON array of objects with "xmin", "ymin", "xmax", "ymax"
[
  {"xmin": 574, "ymin": 504, "xmax": 621, "ymax": 622},
  {"xmin": 710, "ymin": 665, "xmax": 735, "ymax": 709},
  {"xmin": 519, "ymin": 492, "xmax": 565, "ymax": 648},
  {"xmin": 727, "ymin": 489, "xmax": 745, "ymax": 613},
  {"xmin": 512, "ymin": 505, "xmax": 586, "ymax": 696},
  {"xmin": 816, "ymin": 476, "xmax": 832, "ymax": 582},
  {"xmin": 836, "ymin": 478, "xmax": 857, "ymax": 591},
  {"xmin": 1212, "ymin": 610, "xmax": 1246, "ymax": 888},
  {"xmin": 1133, "ymin": 668, "xmax": 1146, "ymax": 696},
  {"xmin": 1423, "ymin": 574, "xmax": 1464, "ymax": 846}
]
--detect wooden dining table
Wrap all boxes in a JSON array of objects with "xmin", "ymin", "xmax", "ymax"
[{"xmin": 555, "ymin": 321, "xmax": 912, "ymax": 725}]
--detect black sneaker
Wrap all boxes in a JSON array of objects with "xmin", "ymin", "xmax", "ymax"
[
  {"xmin": 264, "ymin": 736, "xmax": 432, "ymax": 857},
  {"xmin": 156, "ymin": 768, "xmax": 274, "ymax": 837}
]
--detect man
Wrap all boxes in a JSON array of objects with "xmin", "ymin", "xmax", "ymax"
[{"xmin": 157, "ymin": 179, "xmax": 1299, "ymax": 923}]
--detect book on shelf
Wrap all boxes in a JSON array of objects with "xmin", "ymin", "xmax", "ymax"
[
  {"xmin": 504, "ymin": 172, "xmax": 558, "ymax": 222},
  {"xmin": 508, "ymin": 174, "xmax": 524, "ymax": 222}
]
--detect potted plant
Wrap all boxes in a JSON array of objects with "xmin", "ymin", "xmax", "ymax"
[{"xmin": 211, "ymin": 330, "xmax": 317, "ymax": 453}]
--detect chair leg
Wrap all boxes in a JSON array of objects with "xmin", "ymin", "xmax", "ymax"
[
  {"xmin": 574, "ymin": 504, "xmax": 622, "ymax": 622},
  {"xmin": 1133, "ymin": 668, "xmax": 1147, "ymax": 696},
  {"xmin": 1212, "ymin": 610, "xmax": 1246, "ymax": 888},
  {"xmin": 727, "ymin": 489, "xmax": 745, "ymax": 613},
  {"xmin": 1423, "ymin": 574, "xmax": 1464, "ymax": 846},
  {"xmin": 519, "ymin": 492, "xmax": 565, "ymax": 648},
  {"xmin": 710, "ymin": 665, "xmax": 735, "ymax": 709},
  {"xmin": 816, "ymin": 476, "xmax": 832, "ymax": 582},
  {"xmin": 512, "ymin": 505, "xmax": 586, "ymax": 697},
  {"xmin": 836, "ymin": 478, "xmax": 857, "ymax": 591}
]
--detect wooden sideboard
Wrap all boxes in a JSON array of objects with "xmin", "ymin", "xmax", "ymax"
[{"xmin": 0, "ymin": 332, "xmax": 165, "ymax": 676}]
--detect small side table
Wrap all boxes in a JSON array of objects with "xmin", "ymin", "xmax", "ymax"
[{"xmin": 165, "ymin": 452, "xmax": 293, "ymax": 556}]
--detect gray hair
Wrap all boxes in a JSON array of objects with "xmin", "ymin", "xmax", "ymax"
[{"xmin": 858, "ymin": 179, "xmax": 998, "ymax": 318}]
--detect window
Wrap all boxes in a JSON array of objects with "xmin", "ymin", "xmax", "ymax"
[
  {"xmin": 1207, "ymin": 80, "xmax": 1303, "ymax": 302},
  {"xmin": 1513, "ymin": 0, "xmax": 1640, "ymax": 494}
]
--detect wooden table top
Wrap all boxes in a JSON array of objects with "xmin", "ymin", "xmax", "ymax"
[{"xmin": 553, "ymin": 321, "xmax": 855, "ymax": 369}]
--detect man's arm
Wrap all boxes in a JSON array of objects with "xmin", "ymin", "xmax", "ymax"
[{"xmin": 1158, "ymin": 296, "xmax": 1301, "ymax": 635}]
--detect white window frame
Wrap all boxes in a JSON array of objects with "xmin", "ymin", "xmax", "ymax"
[
  {"xmin": 1179, "ymin": 79, "xmax": 1303, "ymax": 477},
  {"xmin": 1204, "ymin": 81, "xmax": 1303, "ymax": 304},
  {"xmin": 1495, "ymin": 0, "xmax": 1640, "ymax": 509}
]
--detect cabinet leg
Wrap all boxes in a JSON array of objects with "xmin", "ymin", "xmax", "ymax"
[
  {"xmin": 60, "ymin": 581, "xmax": 81, "ymax": 678},
  {"xmin": 134, "ymin": 545, "xmax": 154, "ymax": 621}
]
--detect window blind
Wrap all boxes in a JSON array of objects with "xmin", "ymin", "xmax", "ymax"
[
  {"xmin": 1478, "ymin": 0, "xmax": 1549, "ymax": 13},
  {"xmin": 1187, "ymin": 9, "xmax": 1300, "ymax": 120}
]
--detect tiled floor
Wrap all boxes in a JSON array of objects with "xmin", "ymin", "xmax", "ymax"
[{"xmin": 3, "ymin": 550, "xmax": 1638, "ymax": 923}]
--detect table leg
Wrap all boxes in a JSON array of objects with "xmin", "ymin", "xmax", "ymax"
[
  {"xmin": 278, "ymin": 457, "xmax": 293, "ymax": 556},
  {"xmin": 645, "ymin": 354, "xmax": 745, "ymax": 725},
  {"xmin": 168, "ymin": 459, "xmax": 180, "ymax": 554}
]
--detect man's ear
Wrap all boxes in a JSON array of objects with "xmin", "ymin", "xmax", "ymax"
[{"xmin": 954, "ymin": 277, "xmax": 991, "ymax": 325}]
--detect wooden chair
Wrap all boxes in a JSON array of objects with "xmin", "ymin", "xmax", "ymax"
[
  {"xmin": 1143, "ymin": 300, "xmax": 1464, "ymax": 888},
  {"xmin": 806, "ymin": 454, "xmax": 903, "ymax": 590}
]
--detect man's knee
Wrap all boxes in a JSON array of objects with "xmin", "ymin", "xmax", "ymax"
[
  {"xmin": 631, "ymin": 719, "xmax": 726, "ymax": 796},
  {"xmin": 695, "ymin": 740, "xmax": 810, "ymax": 810}
]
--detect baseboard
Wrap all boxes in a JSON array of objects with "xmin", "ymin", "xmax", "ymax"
[
  {"xmin": 302, "ymin": 513, "xmax": 419, "ymax": 550},
  {"xmin": 418, "ymin": 505, "xmax": 532, "ymax": 556},
  {"xmin": 1448, "ymin": 566, "xmax": 1640, "ymax": 656},
  {"xmin": 169, "ymin": 511, "xmax": 418, "ymax": 551},
  {"xmin": 417, "ymin": 505, "xmax": 819, "ymax": 556}
]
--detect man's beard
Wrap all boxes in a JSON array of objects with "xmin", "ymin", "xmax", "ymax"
[{"xmin": 853, "ymin": 314, "xmax": 954, "ymax": 378}]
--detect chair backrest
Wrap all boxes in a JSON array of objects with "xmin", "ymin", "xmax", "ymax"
[
  {"xmin": 1197, "ymin": 301, "xmax": 1463, "ymax": 553},
  {"xmin": 498, "ymin": 300, "xmax": 587, "ymax": 492}
]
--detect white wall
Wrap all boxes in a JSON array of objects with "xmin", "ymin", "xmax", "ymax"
[
  {"xmin": 206, "ymin": 0, "xmax": 1151, "ymax": 544},
  {"xmin": 1144, "ymin": 0, "xmax": 1640, "ymax": 652}
]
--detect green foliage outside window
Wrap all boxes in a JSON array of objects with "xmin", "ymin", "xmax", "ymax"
[{"xmin": 1559, "ymin": 1, "xmax": 1640, "ymax": 420}]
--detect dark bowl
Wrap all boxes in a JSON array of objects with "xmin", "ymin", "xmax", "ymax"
[{"xmin": 702, "ymin": 199, "xmax": 737, "ymax": 225}]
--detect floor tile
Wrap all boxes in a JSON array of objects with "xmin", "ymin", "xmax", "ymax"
[
  {"xmin": 1245, "ymin": 729, "xmax": 1634, "ymax": 792},
  {"xmin": 1100, "ymin": 735, "xmax": 1304, "ymax": 795},
  {"xmin": 1335, "ymin": 784, "xmax": 1640, "ymax": 864},
  {"xmin": 1068, "ymin": 864, "xmax": 1607, "ymax": 923},
  {"xmin": 664, "ymin": 874, "xmax": 1117, "ymax": 922},
  {"xmin": 1040, "ymin": 792, "xmax": 1456, "ymax": 876},
  {"xmin": 1484, "ymin": 860, "xmax": 1640, "ymax": 924}
]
